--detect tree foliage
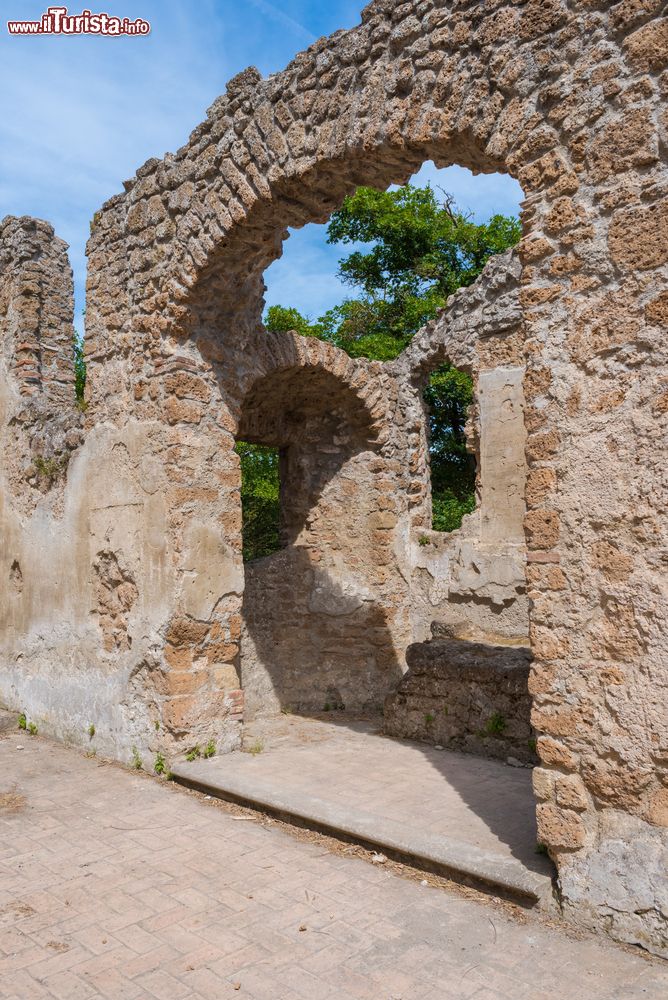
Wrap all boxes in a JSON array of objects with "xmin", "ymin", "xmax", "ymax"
[
  {"xmin": 235, "ymin": 442, "xmax": 281, "ymax": 562},
  {"xmin": 74, "ymin": 336, "xmax": 86, "ymax": 405},
  {"xmin": 423, "ymin": 364, "xmax": 477, "ymax": 531},
  {"xmin": 241, "ymin": 183, "xmax": 521, "ymax": 556},
  {"xmin": 264, "ymin": 305, "xmax": 319, "ymax": 340},
  {"xmin": 320, "ymin": 184, "xmax": 519, "ymax": 361}
]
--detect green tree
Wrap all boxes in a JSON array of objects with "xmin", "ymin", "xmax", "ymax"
[
  {"xmin": 264, "ymin": 305, "xmax": 322, "ymax": 340},
  {"xmin": 319, "ymin": 184, "xmax": 521, "ymax": 361},
  {"xmin": 235, "ymin": 442, "xmax": 280, "ymax": 561},
  {"xmin": 424, "ymin": 364, "xmax": 477, "ymax": 532},
  {"xmin": 250, "ymin": 183, "xmax": 520, "ymax": 554},
  {"xmin": 74, "ymin": 335, "xmax": 86, "ymax": 405}
]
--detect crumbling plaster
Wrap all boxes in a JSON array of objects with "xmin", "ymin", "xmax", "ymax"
[{"xmin": 1, "ymin": 0, "xmax": 667, "ymax": 957}]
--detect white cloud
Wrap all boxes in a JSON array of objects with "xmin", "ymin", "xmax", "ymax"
[
  {"xmin": 1, "ymin": 0, "xmax": 232, "ymax": 330},
  {"xmin": 0, "ymin": 1, "xmax": 365, "ymax": 332}
]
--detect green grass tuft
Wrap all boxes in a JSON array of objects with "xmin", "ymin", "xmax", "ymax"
[{"xmin": 482, "ymin": 712, "xmax": 506, "ymax": 736}]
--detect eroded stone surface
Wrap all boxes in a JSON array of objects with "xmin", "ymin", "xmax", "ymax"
[{"xmin": 1, "ymin": 0, "xmax": 667, "ymax": 957}]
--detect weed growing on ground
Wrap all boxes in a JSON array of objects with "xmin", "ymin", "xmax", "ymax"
[
  {"xmin": 17, "ymin": 713, "xmax": 26, "ymax": 731},
  {"xmin": 185, "ymin": 745, "xmax": 201, "ymax": 762},
  {"xmin": 131, "ymin": 746, "xmax": 142, "ymax": 770},
  {"xmin": 154, "ymin": 752, "xmax": 167, "ymax": 776},
  {"xmin": 0, "ymin": 788, "xmax": 26, "ymax": 814},
  {"xmin": 203, "ymin": 740, "xmax": 216, "ymax": 759},
  {"xmin": 248, "ymin": 739, "xmax": 264, "ymax": 756},
  {"xmin": 28, "ymin": 722, "xmax": 38, "ymax": 735}
]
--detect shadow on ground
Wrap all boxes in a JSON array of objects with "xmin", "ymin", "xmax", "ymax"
[{"xmin": 241, "ymin": 710, "xmax": 552, "ymax": 881}]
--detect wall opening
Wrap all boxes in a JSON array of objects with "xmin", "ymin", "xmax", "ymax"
[
  {"xmin": 263, "ymin": 162, "xmax": 523, "ymax": 349},
  {"xmin": 263, "ymin": 165, "xmax": 522, "ymax": 362},
  {"xmin": 423, "ymin": 363, "xmax": 476, "ymax": 533},
  {"xmin": 236, "ymin": 441, "xmax": 282, "ymax": 563},
  {"xmin": 262, "ymin": 162, "xmax": 521, "ymax": 537},
  {"xmin": 238, "ymin": 162, "xmax": 526, "ymax": 728}
]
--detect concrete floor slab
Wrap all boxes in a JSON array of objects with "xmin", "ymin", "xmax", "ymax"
[{"xmin": 172, "ymin": 715, "xmax": 554, "ymax": 907}]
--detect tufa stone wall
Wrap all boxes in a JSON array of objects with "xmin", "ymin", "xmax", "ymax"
[
  {"xmin": 0, "ymin": 217, "xmax": 84, "ymax": 520},
  {"xmin": 1, "ymin": 0, "xmax": 667, "ymax": 957},
  {"xmin": 384, "ymin": 637, "xmax": 536, "ymax": 765},
  {"xmin": 0, "ymin": 216, "xmax": 76, "ymax": 404}
]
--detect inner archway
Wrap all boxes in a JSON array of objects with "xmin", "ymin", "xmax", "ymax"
[
  {"xmin": 235, "ymin": 162, "xmax": 531, "ymax": 730},
  {"xmin": 237, "ymin": 360, "xmax": 408, "ymax": 719}
]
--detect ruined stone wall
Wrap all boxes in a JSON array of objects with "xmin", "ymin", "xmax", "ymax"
[
  {"xmin": 0, "ymin": 218, "xmax": 83, "ymax": 521},
  {"xmin": 0, "ymin": 248, "xmax": 187, "ymax": 763},
  {"xmin": 0, "ymin": 220, "xmax": 236, "ymax": 763},
  {"xmin": 0, "ymin": 0, "xmax": 666, "ymax": 957},
  {"xmin": 392, "ymin": 250, "xmax": 529, "ymax": 647},
  {"xmin": 385, "ymin": 638, "xmax": 536, "ymax": 764},
  {"xmin": 0, "ymin": 216, "xmax": 76, "ymax": 404}
]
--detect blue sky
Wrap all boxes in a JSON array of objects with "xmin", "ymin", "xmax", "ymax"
[{"xmin": 0, "ymin": 1, "xmax": 522, "ymax": 330}]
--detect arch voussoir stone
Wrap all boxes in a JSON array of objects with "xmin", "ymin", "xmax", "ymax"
[{"xmin": 1, "ymin": 0, "xmax": 667, "ymax": 957}]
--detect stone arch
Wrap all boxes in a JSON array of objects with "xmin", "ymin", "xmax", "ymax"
[
  {"xmin": 233, "ymin": 331, "xmax": 410, "ymax": 717},
  {"xmin": 72, "ymin": 0, "xmax": 668, "ymax": 953},
  {"xmin": 86, "ymin": 0, "xmax": 575, "ymax": 361},
  {"xmin": 232, "ymin": 331, "xmax": 396, "ymax": 444}
]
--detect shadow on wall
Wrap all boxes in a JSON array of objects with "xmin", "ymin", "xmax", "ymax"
[
  {"xmin": 235, "ymin": 356, "xmax": 411, "ymax": 718},
  {"xmin": 241, "ymin": 545, "xmax": 405, "ymax": 717}
]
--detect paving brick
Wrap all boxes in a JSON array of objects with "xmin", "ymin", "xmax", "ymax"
[
  {"xmin": 40, "ymin": 970, "xmax": 97, "ymax": 1000},
  {"xmin": 1, "ymin": 738, "xmax": 667, "ymax": 1000}
]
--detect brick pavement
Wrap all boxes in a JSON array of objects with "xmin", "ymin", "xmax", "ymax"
[{"xmin": 1, "ymin": 734, "xmax": 666, "ymax": 1000}]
